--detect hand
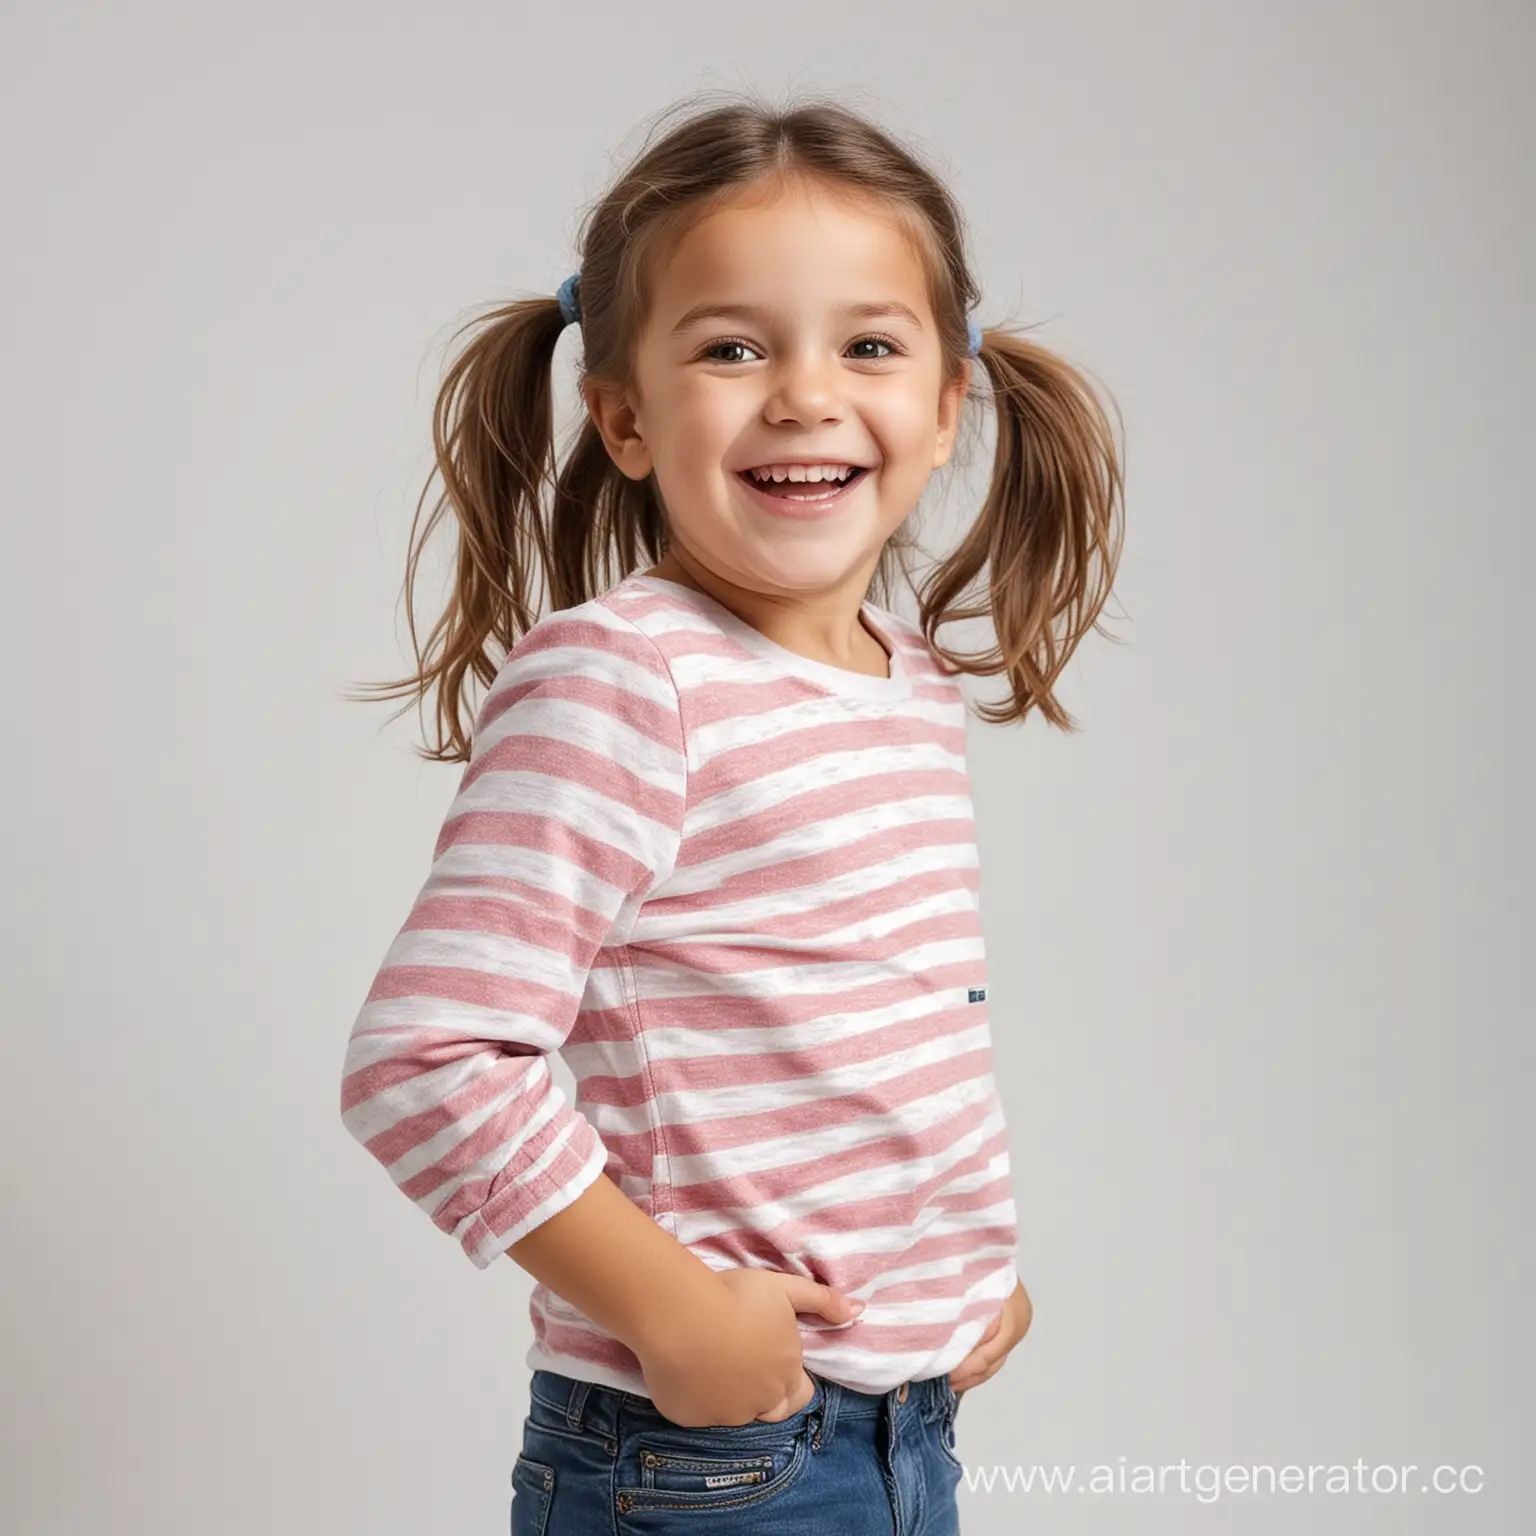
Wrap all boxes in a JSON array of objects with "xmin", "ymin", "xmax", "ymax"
[
  {"xmin": 949, "ymin": 1276, "xmax": 1032, "ymax": 1399},
  {"xmin": 635, "ymin": 1266, "xmax": 864, "ymax": 1428}
]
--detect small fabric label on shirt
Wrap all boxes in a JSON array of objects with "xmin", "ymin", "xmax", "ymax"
[{"xmin": 968, "ymin": 987, "xmax": 987, "ymax": 1003}]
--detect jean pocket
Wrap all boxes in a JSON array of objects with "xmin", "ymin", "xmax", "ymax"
[
  {"xmin": 510, "ymin": 1454, "xmax": 554, "ymax": 1536},
  {"xmin": 615, "ymin": 1430, "xmax": 811, "ymax": 1517},
  {"xmin": 614, "ymin": 1377, "xmax": 822, "ymax": 1517}
]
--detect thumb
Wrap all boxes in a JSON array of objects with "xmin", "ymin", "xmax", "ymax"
[{"xmin": 776, "ymin": 1274, "xmax": 866, "ymax": 1324}]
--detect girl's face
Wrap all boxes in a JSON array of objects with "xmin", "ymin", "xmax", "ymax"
[{"xmin": 585, "ymin": 178, "xmax": 970, "ymax": 611}]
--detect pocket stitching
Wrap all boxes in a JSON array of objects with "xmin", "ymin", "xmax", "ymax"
[
  {"xmin": 510, "ymin": 1454, "xmax": 554, "ymax": 1536},
  {"xmin": 615, "ymin": 1423, "xmax": 812, "ymax": 1514},
  {"xmin": 636, "ymin": 1445, "xmax": 777, "ymax": 1472}
]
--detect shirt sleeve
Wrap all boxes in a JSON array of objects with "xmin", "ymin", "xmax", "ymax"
[{"xmin": 338, "ymin": 604, "xmax": 687, "ymax": 1268}]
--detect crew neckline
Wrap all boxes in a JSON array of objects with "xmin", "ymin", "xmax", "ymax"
[{"xmin": 626, "ymin": 573, "xmax": 914, "ymax": 702}]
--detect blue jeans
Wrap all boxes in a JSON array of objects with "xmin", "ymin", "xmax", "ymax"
[{"xmin": 511, "ymin": 1367, "xmax": 965, "ymax": 1535}]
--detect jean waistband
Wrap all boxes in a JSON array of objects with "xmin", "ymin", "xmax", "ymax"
[{"xmin": 529, "ymin": 1366, "xmax": 952, "ymax": 1439}]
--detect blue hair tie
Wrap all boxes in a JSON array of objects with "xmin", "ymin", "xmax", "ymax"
[
  {"xmin": 556, "ymin": 272, "xmax": 981, "ymax": 356},
  {"xmin": 556, "ymin": 272, "xmax": 582, "ymax": 326}
]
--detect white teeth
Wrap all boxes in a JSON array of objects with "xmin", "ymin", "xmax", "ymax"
[{"xmin": 746, "ymin": 464, "xmax": 859, "ymax": 484}]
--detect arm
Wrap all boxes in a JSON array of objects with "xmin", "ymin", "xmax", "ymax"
[
  {"xmin": 508, "ymin": 1169, "xmax": 861, "ymax": 1426},
  {"xmin": 340, "ymin": 609, "xmax": 858, "ymax": 1422},
  {"xmin": 505, "ymin": 1169, "xmax": 724, "ymax": 1357},
  {"xmin": 339, "ymin": 609, "xmax": 688, "ymax": 1266}
]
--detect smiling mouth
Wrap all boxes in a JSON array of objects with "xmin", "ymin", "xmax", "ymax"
[{"xmin": 735, "ymin": 467, "xmax": 870, "ymax": 501}]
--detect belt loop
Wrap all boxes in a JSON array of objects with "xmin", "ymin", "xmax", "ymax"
[
  {"xmin": 566, "ymin": 1378, "xmax": 591, "ymax": 1431},
  {"xmin": 815, "ymin": 1376, "xmax": 841, "ymax": 1452}
]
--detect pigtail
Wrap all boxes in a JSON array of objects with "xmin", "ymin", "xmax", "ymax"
[
  {"xmin": 919, "ymin": 325, "xmax": 1126, "ymax": 730},
  {"xmin": 347, "ymin": 89, "xmax": 1128, "ymax": 759},
  {"xmin": 344, "ymin": 296, "xmax": 582, "ymax": 765}
]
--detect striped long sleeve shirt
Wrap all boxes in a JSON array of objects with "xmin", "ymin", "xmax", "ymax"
[{"xmin": 339, "ymin": 571, "xmax": 1020, "ymax": 1395}]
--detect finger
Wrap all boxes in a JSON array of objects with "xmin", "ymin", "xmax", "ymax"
[
  {"xmin": 755, "ymin": 1370, "xmax": 816, "ymax": 1422},
  {"xmin": 950, "ymin": 1335, "xmax": 1015, "ymax": 1388},
  {"xmin": 963, "ymin": 1304, "xmax": 1023, "ymax": 1370},
  {"xmin": 949, "ymin": 1326, "xmax": 1012, "ymax": 1380},
  {"xmin": 776, "ymin": 1275, "xmax": 864, "ymax": 1324},
  {"xmin": 951, "ymin": 1354, "xmax": 1008, "ymax": 1393},
  {"xmin": 949, "ymin": 1346, "xmax": 986, "ymax": 1378}
]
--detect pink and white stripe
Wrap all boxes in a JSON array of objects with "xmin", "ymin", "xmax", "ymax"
[{"xmin": 340, "ymin": 572, "xmax": 1019, "ymax": 1395}]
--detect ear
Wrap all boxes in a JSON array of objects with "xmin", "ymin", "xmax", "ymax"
[
  {"xmin": 582, "ymin": 380, "xmax": 654, "ymax": 481},
  {"xmin": 931, "ymin": 359, "xmax": 972, "ymax": 471}
]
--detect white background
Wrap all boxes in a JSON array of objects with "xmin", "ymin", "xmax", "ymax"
[{"xmin": 2, "ymin": 2, "xmax": 1526, "ymax": 1530}]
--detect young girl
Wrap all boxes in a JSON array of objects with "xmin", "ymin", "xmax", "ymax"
[{"xmin": 340, "ymin": 91, "xmax": 1123, "ymax": 1535}]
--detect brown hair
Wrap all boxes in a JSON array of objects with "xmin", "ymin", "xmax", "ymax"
[{"xmin": 347, "ymin": 87, "xmax": 1125, "ymax": 763}]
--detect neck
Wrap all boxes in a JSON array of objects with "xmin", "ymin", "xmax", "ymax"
[{"xmin": 642, "ymin": 552, "xmax": 890, "ymax": 674}]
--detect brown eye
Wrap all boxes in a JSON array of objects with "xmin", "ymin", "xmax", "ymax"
[
  {"xmin": 700, "ymin": 337, "xmax": 762, "ymax": 363},
  {"xmin": 697, "ymin": 333, "xmax": 905, "ymax": 364}
]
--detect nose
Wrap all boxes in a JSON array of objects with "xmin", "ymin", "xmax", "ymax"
[{"xmin": 765, "ymin": 349, "xmax": 846, "ymax": 426}]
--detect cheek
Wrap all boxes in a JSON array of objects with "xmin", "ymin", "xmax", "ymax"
[
  {"xmin": 668, "ymin": 396, "xmax": 746, "ymax": 470},
  {"xmin": 873, "ymin": 436, "xmax": 942, "ymax": 495},
  {"xmin": 869, "ymin": 463, "xmax": 933, "ymax": 528},
  {"xmin": 870, "ymin": 391, "xmax": 943, "ymax": 460}
]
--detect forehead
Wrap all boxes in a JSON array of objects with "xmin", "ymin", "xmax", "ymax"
[{"xmin": 647, "ymin": 181, "xmax": 933, "ymax": 329}]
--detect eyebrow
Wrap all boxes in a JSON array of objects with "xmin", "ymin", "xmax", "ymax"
[{"xmin": 669, "ymin": 300, "xmax": 925, "ymax": 336}]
